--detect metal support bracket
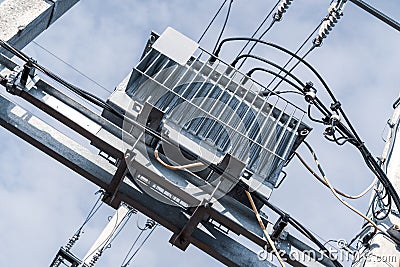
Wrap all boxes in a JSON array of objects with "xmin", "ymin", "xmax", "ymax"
[
  {"xmin": 170, "ymin": 200, "xmax": 210, "ymax": 250},
  {"xmin": 102, "ymin": 156, "xmax": 128, "ymax": 208}
]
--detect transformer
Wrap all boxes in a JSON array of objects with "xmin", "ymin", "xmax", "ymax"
[{"xmin": 102, "ymin": 27, "xmax": 311, "ymax": 206}]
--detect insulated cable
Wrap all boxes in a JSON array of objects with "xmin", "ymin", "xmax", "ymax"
[
  {"xmin": 211, "ymin": 37, "xmax": 400, "ymax": 214},
  {"xmin": 213, "ymin": 0, "xmax": 234, "ymax": 53},
  {"xmin": 245, "ymin": 190, "xmax": 286, "ymax": 267},
  {"xmin": 295, "ymin": 152, "xmax": 377, "ymax": 200},
  {"xmin": 198, "ymin": 0, "xmax": 229, "ymax": 43},
  {"xmin": 154, "ymin": 149, "xmax": 205, "ymax": 170},
  {"xmin": 302, "ymin": 141, "xmax": 379, "ymax": 233}
]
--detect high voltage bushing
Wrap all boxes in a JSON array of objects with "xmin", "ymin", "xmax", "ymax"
[
  {"xmin": 274, "ymin": 0, "xmax": 293, "ymax": 21},
  {"xmin": 313, "ymin": 1, "xmax": 347, "ymax": 47}
]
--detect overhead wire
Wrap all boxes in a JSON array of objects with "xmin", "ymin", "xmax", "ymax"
[
  {"xmin": 302, "ymin": 141, "xmax": 379, "ymax": 233},
  {"xmin": 211, "ymin": 37, "xmax": 400, "ymax": 214},
  {"xmin": 81, "ymin": 206, "xmax": 134, "ymax": 265},
  {"xmin": 64, "ymin": 190, "xmax": 105, "ymax": 252},
  {"xmin": 121, "ymin": 224, "xmax": 158, "ymax": 267},
  {"xmin": 245, "ymin": 190, "xmax": 286, "ymax": 267},
  {"xmin": 198, "ymin": 0, "xmax": 229, "ymax": 43},
  {"xmin": 213, "ymin": 0, "xmax": 234, "ymax": 53},
  {"xmin": 235, "ymin": 0, "xmax": 281, "ymax": 57},
  {"xmin": 295, "ymin": 152, "xmax": 377, "ymax": 200},
  {"xmin": 237, "ymin": 20, "xmax": 276, "ymax": 70},
  {"xmin": 31, "ymin": 41, "xmax": 113, "ymax": 94},
  {"xmin": 266, "ymin": 21, "xmax": 322, "ymax": 91}
]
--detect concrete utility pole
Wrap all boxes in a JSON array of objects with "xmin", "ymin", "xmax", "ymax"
[
  {"xmin": 0, "ymin": 0, "xmax": 80, "ymax": 58},
  {"xmin": 353, "ymin": 99, "xmax": 400, "ymax": 267}
]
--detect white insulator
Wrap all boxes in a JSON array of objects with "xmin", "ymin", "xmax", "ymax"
[
  {"xmin": 275, "ymin": 0, "xmax": 293, "ymax": 21},
  {"xmin": 314, "ymin": 1, "xmax": 346, "ymax": 46}
]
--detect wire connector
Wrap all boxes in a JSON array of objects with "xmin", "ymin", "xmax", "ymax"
[
  {"xmin": 5, "ymin": 66, "xmax": 23, "ymax": 96},
  {"xmin": 274, "ymin": 0, "xmax": 294, "ymax": 21},
  {"xmin": 304, "ymin": 81, "xmax": 317, "ymax": 103},
  {"xmin": 313, "ymin": 1, "xmax": 346, "ymax": 47}
]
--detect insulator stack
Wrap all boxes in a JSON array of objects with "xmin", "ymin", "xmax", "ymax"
[
  {"xmin": 274, "ymin": 0, "xmax": 293, "ymax": 21},
  {"xmin": 65, "ymin": 232, "xmax": 80, "ymax": 252},
  {"xmin": 88, "ymin": 250, "xmax": 103, "ymax": 267},
  {"xmin": 314, "ymin": 1, "xmax": 346, "ymax": 46}
]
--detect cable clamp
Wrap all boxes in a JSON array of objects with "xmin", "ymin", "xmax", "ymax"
[
  {"xmin": 330, "ymin": 101, "xmax": 341, "ymax": 111},
  {"xmin": 304, "ymin": 81, "xmax": 317, "ymax": 103},
  {"xmin": 5, "ymin": 66, "xmax": 23, "ymax": 96}
]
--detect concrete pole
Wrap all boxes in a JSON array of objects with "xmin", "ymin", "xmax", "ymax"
[
  {"xmin": 0, "ymin": 0, "xmax": 80, "ymax": 60},
  {"xmin": 354, "ymin": 98, "xmax": 400, "ymax": 267}
]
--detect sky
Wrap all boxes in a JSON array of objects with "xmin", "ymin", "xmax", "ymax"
[{"xmin": 0, "ymin": 0, "xmax": 399, "ymax": 266}]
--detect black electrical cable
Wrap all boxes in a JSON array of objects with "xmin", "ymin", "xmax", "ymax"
[
  {"xmin": 307, "ymin": 104, "xmax": 325, "ymax": 124},
  {"xmin": 244, "ymin": 67, "xmax": 304, "ymax": 94},
  {"xmin": 212, "ymin": 38, "xmax": 400, "ymax": 214},
  {"xmin": 213, "ymin": 0, "xmax": 234, "ymax": 53},
  {"xmin": 249, "ymin": 188, "xmax": 343, "ymax": 267},
  {"xmin": 235, "ymin": 0, "xmax": 281, "ymax": 57},
  {"xmin": 274, "ymin": 170, "xmax": 287, "ymax": 188},
  {"xmin": 232, "ymin": 54, "xmax": 306, "ymax": 88},
  {"xmin": 198, "ymin": 0, "xmax": 229, "ymax": 43},
  {"xmin": 237, "ymin": 20, "xmax": 276, "ymax": 70},
  {"xmin": 271, "ymin": 45, "xmax": 316, "ymax": 91},
  {"xmin": 266, "ymin": 21, "xmax": 322, "ymax": 90},
  {"xmin": 371, "ymin": 187, "xmax": 391, "ymax": 220}
]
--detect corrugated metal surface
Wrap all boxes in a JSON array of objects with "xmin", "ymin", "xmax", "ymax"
[{"xmin": 122, "ymin": 48, "xmax": 309, "ymax": 186}]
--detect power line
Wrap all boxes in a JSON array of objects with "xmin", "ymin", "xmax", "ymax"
[
  {"xmin": 198, "ymin": 0, "xmax": 229, "ymax": 43},
  {"xmin": 235, "ymin": 0, "xmax": 281, "ymax": 58},
  {"xmin": 31, "ymin": 41, "xmax": 112, "ymax": 94},
  {"xmin": 213, "ymin": 0, "xmax": 234, "ymax": 53},
  {"xmin": 266, "ymin": 21, "xmax": 322, "ymax": 91},
  {"xmin": 121, "ymin": 224, "xmax": 158, "ymax": 267}
]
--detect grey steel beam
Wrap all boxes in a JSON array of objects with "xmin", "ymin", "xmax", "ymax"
[
  {"xmin": 0, "ymin": 94, "xmax": 115, "ymax": 189},
  {"xmin": 349, "ymin": 0, "xmax": 400, "ymax": 32},
  {"xmin": 0, "ymin": 85, "xmax": 337, "ymax": 266},
  {"xmin": 0, "ymin": 72, "xmax": 337, "ymax": 266},
  {"xmin": 0, "ymin": 94, "xmax": 273, "ymax": 267}
]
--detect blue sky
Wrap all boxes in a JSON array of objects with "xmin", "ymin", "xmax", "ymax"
[{"xmin": 0, "ymin": 0, "xmax": 400, "ymax": 266}]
